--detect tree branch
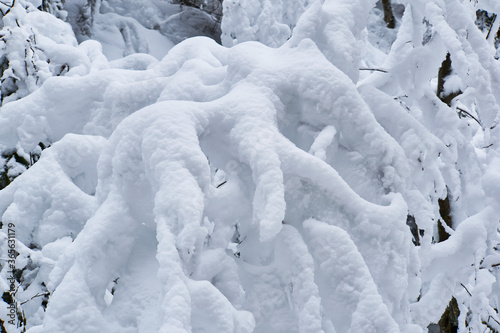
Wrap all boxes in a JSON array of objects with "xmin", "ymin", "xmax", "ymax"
[
  {"xmin": 359, "ymin": 68, "xmax": 388, "ymax": 73},
  {"xmin": 486, "ymin": 14, "xmax": 498, "ymax": 40},
  {"xmin": 20, "ymin": 292, "xmax": 50, "ymax": 305},
  {"xmin": 456, "ymin": 107, "xmax": 481, "ymax": 126}
]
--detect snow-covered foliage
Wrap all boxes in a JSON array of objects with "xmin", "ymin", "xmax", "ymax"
[
  {"xmin": 63, "ymin": 0, "xmax": 219, "ymax": 58},
  {"xmin": 0, "ymin": 0, "xmax": 500, "ymax": 332},
  {"xmin": 0, "ymin": 0, "xmax": 83, "ymax": 104},
  {"xmin": 220, "ymin": 0, "xmax": 312, "ymax": 48}
]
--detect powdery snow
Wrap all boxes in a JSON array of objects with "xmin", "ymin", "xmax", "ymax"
[{"xmin": 0, "ymin": 0, "xmax": 500, "ymax": 332}]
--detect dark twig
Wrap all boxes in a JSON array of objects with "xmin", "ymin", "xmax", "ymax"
[
  {"xmin": 359, "ymin": 68, "xmax": 388, "ymax": 73},
  {"xmin": 460, "ymin": 282, "xmax": 472, "ymax": 297},
  {"xmin": 20, "ymin": 292, "xmax": 50, "ymax": 305},
  {"xmin": 0, "ymin": 0, "xmax": 14, "ymax": 8},
  {"xmin": 457, "ymin": 107, "xmax": 481, "ymax": 126},
  {"xmin": 486, "ymin": 14, "xmax": 498, "ymax": 40}
]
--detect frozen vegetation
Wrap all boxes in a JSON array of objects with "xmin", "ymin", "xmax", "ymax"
[{"xmin": 0, "ymin": 0, "xmax": 499, "ymax": 332}]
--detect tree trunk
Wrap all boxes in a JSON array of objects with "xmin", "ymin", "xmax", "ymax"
[
  {"xmin": 437, "ymin": 194, "xmax": 453, "ymax": 242},
  {"xmin": 382, "ymin": 0, "xmax": 396, "ymax": 29},
  {"xmin": 438, "ymin": 297, "xmax": 460, "ymax": 332},
  {"xmin": 437, "ymin": 53, "xmax": 462, "ymax": 106}
]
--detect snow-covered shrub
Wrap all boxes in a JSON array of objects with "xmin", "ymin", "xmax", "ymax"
[
  {"xmin": 0, "ymin": 0, "xmax": 101, "ymax": 104},
  {"xmin": 39, "ymin": 0, "xmax": 67, "ymax": 20},
  {"xmin": 0, "ymin": 33, "xmax": 416, "ymax": 332},
  {"xmin": 0, "ymin": 0, "xmax": 499, "ymax": 332},
  {"xmin": 64, "ymin": 0, "xmax": 95, "ymax": 39},
  {"xmin": 0, "ymin": 0, "xmax": 109, "ymax": 193},
  {"xmin": 172, "ymin": 0, "xmax": 223, "ymax": 21},
  {"xmin": 160, "ymin": 6, "xmax": 221, "ymax": 43},
  {"xmin": 220, "ymin": 0, "xmax": 313, "ymax": 48},
  {"xmin": 360, "ymin": 0, "xmax": 500, "ymax": 329},
  {"xmin": 63, "ymin": 0, "xmax": 218, "ymax": 58}
]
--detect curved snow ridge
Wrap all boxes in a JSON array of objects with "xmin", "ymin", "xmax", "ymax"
[
  {"xmin": 421, "ymin": 206, "xmax": 496, "ymax": 281},
  {"xmin": 275, "ymin": 225, "xmax": 324, "ymax": 333},
  {"xmin": 303, "ymin": 218, "xmax": 400, "ymax": 333},
  {"xmin": 0, "ymin": 134, "xmax": 104, "ymax": 332}
]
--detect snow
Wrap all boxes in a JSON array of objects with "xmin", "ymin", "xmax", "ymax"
[
  {"xmin": 304, "ymin": 218, "xmax": 400, "ymax": 333},
  {"xmin": 309, "ymin": 125, "xmax": 336, "ymax": 161},
  {"xmin": 0, "ymin": 0, "xmax": 500, "ymax": 332},
  {"xmin": 90, "ymin": 11, "xmax": 175, "ymax": 61},
  {"xmin": 221, "ymin": 0, "xmax": 312, "ymax": 47}
]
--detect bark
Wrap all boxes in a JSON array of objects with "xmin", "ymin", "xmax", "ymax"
[
  {"xmin": 438, "ymin": 297, "xmax": 460, "ymax": 333},
  {"xmin": 382, "ymin": 0, "xmax": 396, "ymax": 29},
  {"xmin": 437, "ymin": 193, "xmax": 453, "ymax": 243},
  {"xmin": 437, "ymin": 53, "xmax": 462, "ymax": 106}
]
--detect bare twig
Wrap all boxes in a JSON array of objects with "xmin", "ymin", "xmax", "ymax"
[
  {"xmin": 456, "ymin": 107, "xmax": 482, "ymax": 126},
  {"xmin": 0, "ymin": 0, "xmax": 14, "ymax": 8},
  {"xmin": 359, "ymin": 68, "xmax": 388, "ymax": 73},
  {"xmin": 486, "ymin": 14, "xmax": 498, "ymax": 40},
  {"xmin": 20, "ymin": 292, "xmax": 50, "ymax": 305},
  {"xmin": 461, "ymin": 282, "xmax": 472, "ymax": 297},
  {"xmin": 4, "ymin": 0, "xmax": 15, "ymax": 15},
  {"xmin": 488, "ymin": 314, "xmax": 500, "ymax": 326},
  {"xmin": 216, "ymin": 180, "xmax": 227, "ymax": 188}
]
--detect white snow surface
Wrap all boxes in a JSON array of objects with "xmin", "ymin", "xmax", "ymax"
[{"xmin": 0, "ymin": 0, "xmax": 500, "ymax": 332}]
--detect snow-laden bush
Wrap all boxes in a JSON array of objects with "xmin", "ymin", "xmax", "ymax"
[
  {"xmin": 63, "ymin": 0, "xmax": 218, "ymax": 58},
  {"xmin": 0, "ymin": 0, "xmax": 499, "ymax": 332},
  {"xmin": 220, "ymin": 0, "xmax": 312, "ymax": 48},
  {"xmin": 0, "ymin": 0, "xmax": 110, "ymax": 195},
  {"xmin": 39, "ymin": 0, "xmax": 67, "ymax": 20},
  {"xmin": 0, "ymin": 33, "xmax": 414, "ymax": 332},
  {"xmin": 0, "ymin": 0, "xmax": 92, "ymax": 104}
]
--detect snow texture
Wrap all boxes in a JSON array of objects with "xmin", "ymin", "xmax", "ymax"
[{"xmin": 0, "ymin": 0, "xmax": 499, "ymax": 332}]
